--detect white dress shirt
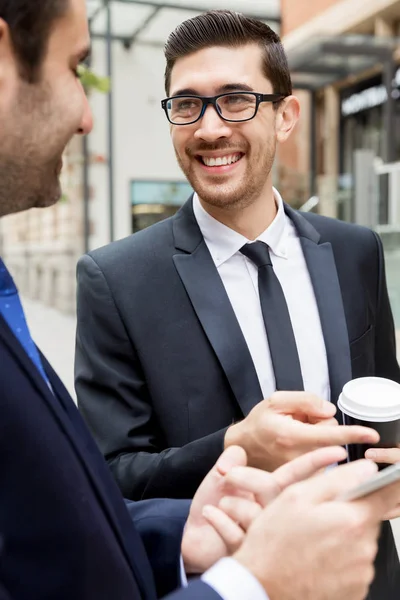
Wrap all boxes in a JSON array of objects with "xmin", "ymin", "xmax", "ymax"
[
  {"xmin": 181, "ymin": 556, "xmax": 268, "ymax": 599},
  {"xmin": 202, "ymin": 557, "xmax": 269, "ymax": 600},
  {"xmin": 184, "ymin": 190, "xmax": 330, "ymax": 600},
  {"xmin": 193, "ymin": 189, "xmax": 330, "ymax": 402}
]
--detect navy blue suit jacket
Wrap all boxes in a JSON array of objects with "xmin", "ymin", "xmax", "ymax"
[{"xmin": 0, "ymin": 312, "xmax": 221, "ymax": 600}]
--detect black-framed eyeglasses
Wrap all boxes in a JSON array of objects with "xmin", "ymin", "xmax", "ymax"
[{"xmin": 161, "ymin": 92, "xmax": 286, "ymax": 125}]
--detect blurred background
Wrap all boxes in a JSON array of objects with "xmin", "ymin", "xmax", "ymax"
[
  {"xmin": 2, "ymin": 0, "xmax": 400, "ymax": 387},
  {"xmin": 3, "ymin": 0, "xmax": 400, "ymax": 320},
  {"xmin": 3, "ymin": 0, "xmax": 400, "ymax": 549}
]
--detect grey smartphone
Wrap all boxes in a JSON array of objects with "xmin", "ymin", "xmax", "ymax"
[{"xmin": 338, "ymin": 463, "xmax": 400, "ymax": 501}]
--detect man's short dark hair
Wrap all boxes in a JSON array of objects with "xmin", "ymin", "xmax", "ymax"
[
  {"xmin": 0, "ymin": 0, "xmax": 69, "ymax": 82},
  {"xmin": 164, "ymin": 10, "xmax": 292, "ymax": 97}
]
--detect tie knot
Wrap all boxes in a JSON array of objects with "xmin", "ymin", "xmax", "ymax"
[
  {"xmin": 240, "ymin": 241, "xmax": 272, "ymax": 268},
  {"xmin": 0, "ymin": 258, "xmax": 17, "ymax": 296}
]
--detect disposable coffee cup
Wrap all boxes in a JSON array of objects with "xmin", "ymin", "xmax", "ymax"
[{"xmin": 338, "ymin": 377, "xmax": 400, "ymax": 467}]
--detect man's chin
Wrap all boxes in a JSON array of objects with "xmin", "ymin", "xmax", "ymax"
[
  {"xmin": 35, "ymin": 184, "xmax": 63, "ymax": 209},
  {"xmin": 194, "ymin": 186, "xmax": 247, "ymax": 210}
]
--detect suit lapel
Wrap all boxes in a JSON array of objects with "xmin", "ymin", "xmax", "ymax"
[
  {"xmin": 285, "ymin": 206, "xmax": 352, "ymax": 411},
  {"xmin": 172, "ymin": 199, "xmax": 263, "ymax": 416},
  {"xmin": 0, "ymin": 316, "xmax": 154, "ymax": 598},
  {"xmin": 38, "ymin": 353, "xmax": 156, "ymax": 599}
]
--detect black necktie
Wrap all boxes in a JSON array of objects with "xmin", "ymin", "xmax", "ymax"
[{"xmin": 240, "ymin": 241, "xmax": 304, "ymax": 391}]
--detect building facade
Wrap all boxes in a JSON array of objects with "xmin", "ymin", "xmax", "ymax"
[
  {"xmin": 281, "ymin": 0, "xmax": 400, "ymax": 218},
  {"xmin": 280, "ymin": 0, "xmax": 400, "ymax": 324}
]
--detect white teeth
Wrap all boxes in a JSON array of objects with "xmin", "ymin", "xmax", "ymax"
[{"xmin": 202, "ymin": 153, "xmax": 242, "ymax": 167}]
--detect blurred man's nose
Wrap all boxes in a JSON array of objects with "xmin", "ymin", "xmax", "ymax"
[
  {"xmin": 194, "ymin": 104, "xmax": 232, "ymax": 142},
  {"xmin": 77, "ymin": 95, "xmax": 93, "ymax": 135}
]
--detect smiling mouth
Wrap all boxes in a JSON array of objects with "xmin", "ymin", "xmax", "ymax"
[{"xmin": 196, "ymin": 152, "xmax": 244, "ymax": 167}]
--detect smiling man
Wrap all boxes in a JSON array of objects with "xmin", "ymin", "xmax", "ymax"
[{"xmin": 76, "ymin": 11, "xmax": 400, "ymax": 600}]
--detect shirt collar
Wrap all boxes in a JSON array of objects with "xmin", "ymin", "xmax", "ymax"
[{"xmin": 192, "ymin": 188, "xmax": 289, "ymax": 267}]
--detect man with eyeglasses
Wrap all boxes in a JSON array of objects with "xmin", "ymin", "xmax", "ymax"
[{"xmin": 75, "ymin": 11, "xmax": 400, "ymax": 599}]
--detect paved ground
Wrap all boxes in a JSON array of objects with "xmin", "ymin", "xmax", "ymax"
[
  {"xmin": 23, "ymin": 297, "xmax": 77, "ymax": 400},
  {"xmin": 22, "ymin": 296, "xmax": 400, "ymax": 554}
]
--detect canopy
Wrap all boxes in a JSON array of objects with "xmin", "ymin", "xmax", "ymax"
[{"xmin": 86, "ymin": 0, "xmax": 281, "ymax": 46}]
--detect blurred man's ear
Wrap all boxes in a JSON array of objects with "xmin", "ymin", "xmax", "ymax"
[
  {"xmin": 0, "ymin": 18, "xmax": 16, "ymax": 88},
  {"xmin": 275, "ymin": 96, "xmax": 300, "ymax": 143}
]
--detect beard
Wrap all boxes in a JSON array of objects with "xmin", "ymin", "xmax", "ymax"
[
  {"xmin": 0, "ymin": 154, "xmax": 62, "ymax": 218},
  {"xmin": 175, "ymin": 139, "xmax": 277, "ymax": 212},
  {"xmin": 0, "ymin": 81, "xmax": 65, "ymax": 218}
]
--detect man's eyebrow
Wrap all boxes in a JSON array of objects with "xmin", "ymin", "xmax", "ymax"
[
  {"xmin": 217, "ymin": 83, "xmax": 254, "ymax": 93},
  {"xmin": 170, "ymin": 87, "xmax": 198, "ymax": 97},
  {"xmin": 169, "ymin": 83, "xmax": 255, "ymax": 97}
]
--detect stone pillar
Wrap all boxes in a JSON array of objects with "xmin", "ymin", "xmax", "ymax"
[{"xmin": 318, "ymin": 86, "xmax": 339, "ymax": 219}]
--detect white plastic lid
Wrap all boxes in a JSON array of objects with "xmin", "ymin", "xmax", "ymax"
[{"xmin": 338, "ymin": 377, "xmax": 400, "ymax": 422}]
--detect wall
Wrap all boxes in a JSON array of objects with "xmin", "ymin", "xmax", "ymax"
[
  {"xmin": 87, "ymin": 39, "xmax": 187, "ymax": 250},
  {"xmin": 281, "ymin": 0, "xmax": 340, "ymax": 36}
]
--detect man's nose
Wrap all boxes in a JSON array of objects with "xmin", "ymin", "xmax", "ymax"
[
  {"xmin": 77, "ymin": 95, "xmax": 93, "ymax": 135},
  {"xmin": 194, "ymin": 104, "xmax": 232, "ymax": 142}
]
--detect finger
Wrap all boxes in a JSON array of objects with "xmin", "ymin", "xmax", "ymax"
[
  {"xmin": 383, "ymin": 506, "xmax": 400, "ymax": 520},
  {"xmin": 291, "ymin": 459, "xmax": 378, "ymax": 504},
  {"xmin": 223, "ymin": 468, "xmax": 282, "ymax": 506},
  {"xmin": 215, "ymin": 446, "xmax": 248, "ymax": 476},
  {"xmin": 202, "ymin": 505, "xmax": 245, "ymax": 553},
  {"xmin": 224, "ymin": 447, "xmax": 347, "ymax": 506},
  {"xmin": 365, "ymin": 447, "xmax": 400, "ymax": 464},
  {"xmin": 218, "ymin": 496, "xmax": 262, "ymax": 530},
  {"xmin": 266, "ymin": 391, "xmax": 336, "ymax": 419},
  {"xmin": 285, "ymin": 421, "xmax": 380, "ymax": 448},
  {"xmin": 273, "ymin": 446, "xmax": 348, "ymax": 491},
  {"xmin": 356, "ymin": 479, "xmax": 400, "ymax": 522},
  {"xmin": 313, "ymin": 417, "xmax": 338, "ymax": 427}
]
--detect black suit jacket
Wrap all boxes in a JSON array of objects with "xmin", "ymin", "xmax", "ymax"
[
  {"xmin": 0, "ymin": 309, "xmax": 221, "ymax": 600},
  {"xmin": 76, "ymin": 197, "xmax": 400, "ymax": 600},
  {"xmin": 76, "ymin": 198, "xmax": 400, "ymax": 499}
]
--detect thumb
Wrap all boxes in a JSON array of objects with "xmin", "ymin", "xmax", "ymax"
[{"xmin": 216, "ymin": 446, "xmax": 248, "ymax": 476}]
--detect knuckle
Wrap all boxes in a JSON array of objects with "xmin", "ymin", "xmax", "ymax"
[
  {"xmin": 228, "ymin": 529, "xmax": 244, "ymax": 550},
  {"xmin": 282, "ymin": 483, "xmax": 303, "ymax": 505},
  {"xmin": 275, "ymin": 431, "xmax": 296, "ymax": 449},
  {"xmin": 345, "ymin": 510, "xmax": 368, "ymax": 536},
  {"xmin": 365, "ymin": 539, "xmax": 379, "ymax": 563},
  {"xmin": 266, "ymin": 392, "xmax": 280, "ymax": 409},
  {"xmin": 364, "ymin": 564, "xmax": 376, "ymax": 587}
]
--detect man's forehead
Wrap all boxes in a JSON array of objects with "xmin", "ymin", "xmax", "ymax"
[
  {"xmin": 169, "ymin": 44, "xmax": 268, "ymax": 95},
  {"xmin": 48, "ymin": 0, "xmax": 90, "ymax": 55}
]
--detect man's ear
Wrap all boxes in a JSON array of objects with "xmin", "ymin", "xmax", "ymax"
[
  {"xmin": 275, "ymin": 95, "xmax": 301, "ymax": 143},
  {"xmin": 0, "ymin": 18, "xmax": 17, "ymax": 88}
]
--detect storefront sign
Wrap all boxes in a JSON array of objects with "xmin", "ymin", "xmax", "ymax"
[{"xmin": 341, "ymin": 68, "xmax": 400, "ymax": 117}]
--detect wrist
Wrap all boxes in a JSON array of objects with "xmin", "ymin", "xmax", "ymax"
[{"xmin": 233, "ymin": 550, "xmax": 276, "ymax": 598}]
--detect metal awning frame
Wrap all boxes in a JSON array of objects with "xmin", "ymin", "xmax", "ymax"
[{"xmin": 89, "ymin": 0, "xmax": 281, "ymax": 47}]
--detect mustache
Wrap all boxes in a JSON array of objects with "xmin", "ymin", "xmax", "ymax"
[{"xmin": 185, "ymin": 142, "xmax": 247, "ymax": 156}]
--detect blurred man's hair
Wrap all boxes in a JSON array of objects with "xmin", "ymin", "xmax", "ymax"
[
  {"xmin": 164, "ymin": 10, "xmax": 292, "ymax": 97},
  {"xmin": 0, "ymin": 0, "xmax": 68, "ymax": 82}
]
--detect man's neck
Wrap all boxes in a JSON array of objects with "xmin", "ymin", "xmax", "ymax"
[{"xmin": 198, "ymin": 188, "xmax": 278, "ymax": 240}]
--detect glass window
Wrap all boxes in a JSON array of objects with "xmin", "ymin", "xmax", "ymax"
[{"xmin": 131, "ymin": 180, "xmax": 193, "ymax": 233}]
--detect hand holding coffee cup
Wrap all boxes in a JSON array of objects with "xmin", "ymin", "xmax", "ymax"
[{"xmin": 338, "ymin": 377, "xmax": 400, "ymax": 464}]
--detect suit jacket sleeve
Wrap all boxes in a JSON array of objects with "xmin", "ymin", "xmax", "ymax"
[
  {"xmin": 125, "ymin": 498, "xmax": 191, "ymax": 598},
  {"xmin": 75, "ymin": 254, "xmax": 227, "ymax": 500},
  {"xmin": 372, "ymin": 232, "xmax": 400, "ymax": 383},
  {"xmin": 164, "ymin": 580, "xmax": 222, "ymax": 600}
]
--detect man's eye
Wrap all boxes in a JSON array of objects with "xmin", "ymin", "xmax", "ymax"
[
  {"xmin": 226, "ymin": 94, "xmax": 250, "ymax": 104},
  {"xmin": 177, "ymin": 101, "xmax": 196, "ymax": 111}
]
